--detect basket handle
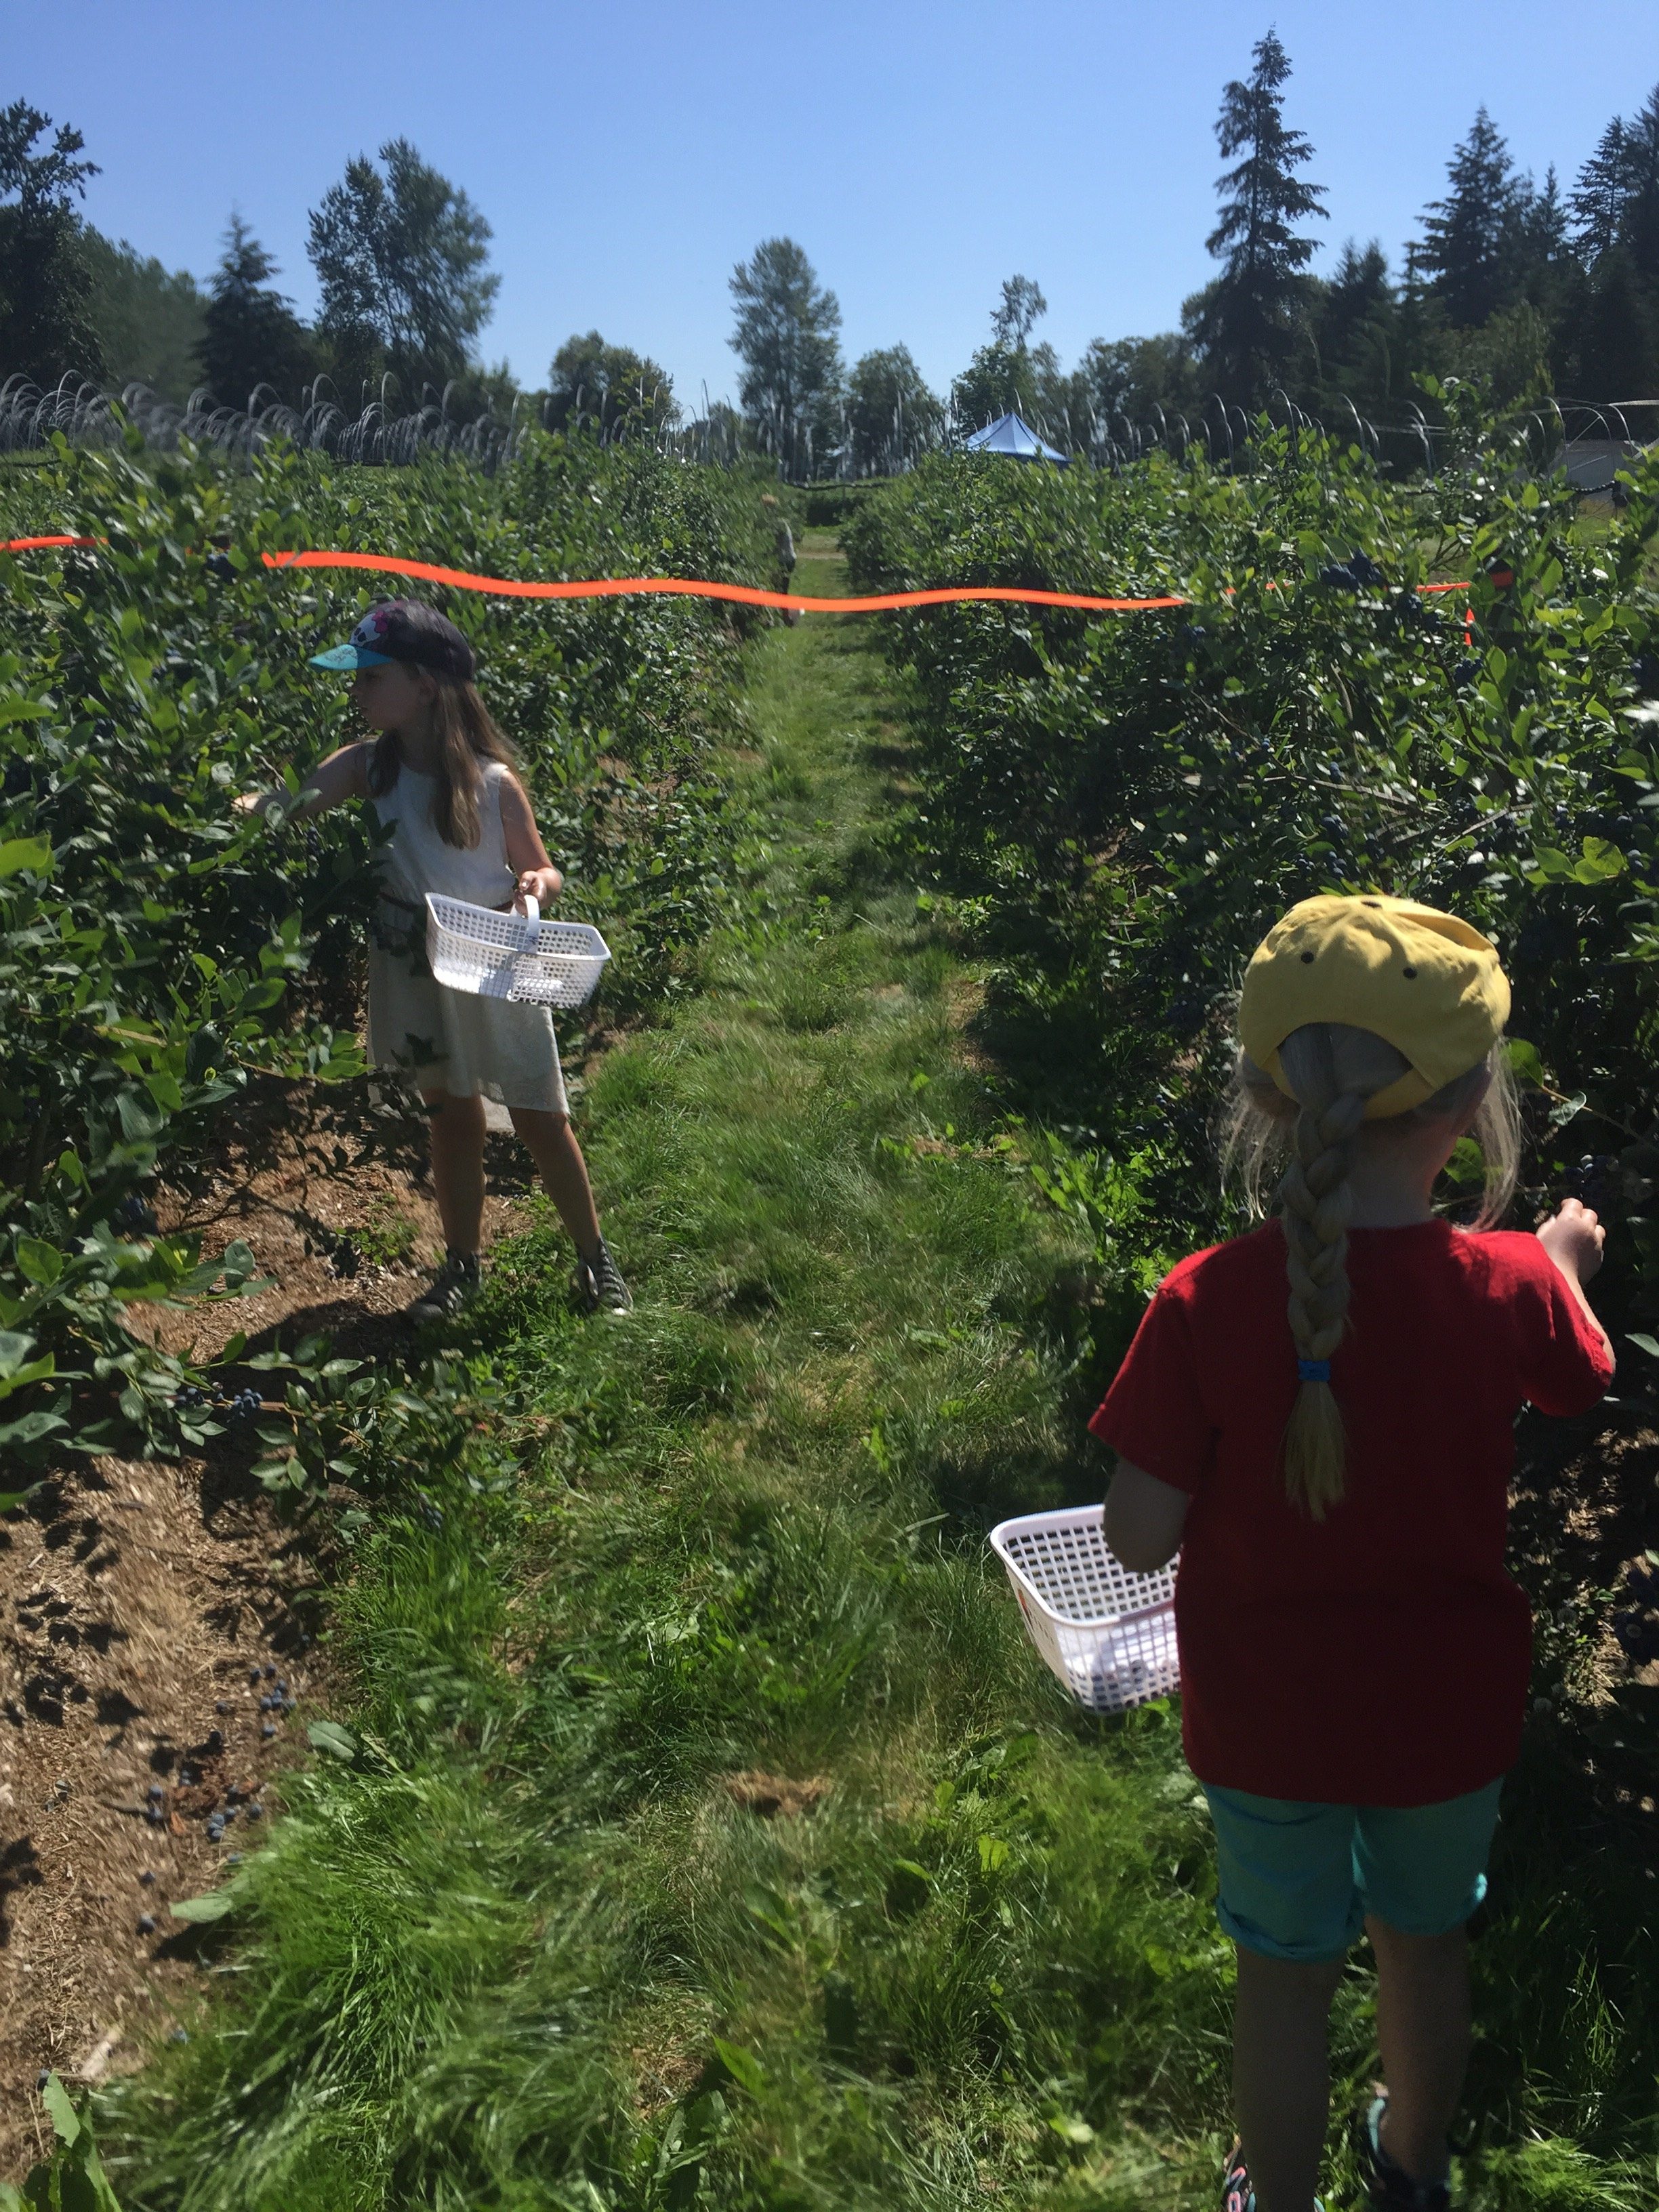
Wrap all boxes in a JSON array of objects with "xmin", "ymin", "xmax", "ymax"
[{"xmin": 517, "ymin": 893, "xmax": 540, "ymax": 930}]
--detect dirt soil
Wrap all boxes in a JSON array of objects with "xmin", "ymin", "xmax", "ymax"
[{"xmin": 0, "ymin": 1073, "xmax": 541, "ymax": 2178}]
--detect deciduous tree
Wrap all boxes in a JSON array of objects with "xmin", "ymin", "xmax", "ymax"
[
  {"xmin": 545, "ymin": 331, "xmax": 676, "ymax": 440},
  {"xmin": 729, "ymin": 238, "xmax": 843, "ymax": 480},
  {"xmin": 846, "ymin": 344, "xmax": 941, "ymax": 474},
  {"xmin": 0, "ymin": 100, "xmax": 102, "ymax": 384},
  {"xmin": 307, "ymin": 140, "xmax": 499, "ymax": 401}
]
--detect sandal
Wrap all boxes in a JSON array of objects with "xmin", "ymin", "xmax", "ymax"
[
  {"xmin": 1358, "ymin": 2095, "xmax": 1451, "ymax": 2210},
  {"xmin": 1221, "ymin": 2139, "xmax": 1325, "ymax": 2212}
]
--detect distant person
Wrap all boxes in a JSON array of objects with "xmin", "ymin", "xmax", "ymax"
[
  {"xmin": 238, "ymin": 599, "xmax": 632, "ymax": 1320},
  {"xmin": 1091, "ymin": 895, "xmax": 1612, "ymax": 2212},
  {"xmin": 762, "ymin": 491, "xmax": 801, "ymax": 625}
]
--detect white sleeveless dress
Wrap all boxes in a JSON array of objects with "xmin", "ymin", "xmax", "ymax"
[{"xmin": 366, "ymin": 760, "xmax": 568, "ymax": 1116}]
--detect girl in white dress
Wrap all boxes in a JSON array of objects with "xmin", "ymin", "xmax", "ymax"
[{"xmin": 241, "ymin": 599, "xmax": 631, "ymax": 1319}]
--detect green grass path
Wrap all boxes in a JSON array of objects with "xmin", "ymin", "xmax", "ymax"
[{"xmin": 113, "ymin": 569, "xmax": 1601, "ymax": 2212}]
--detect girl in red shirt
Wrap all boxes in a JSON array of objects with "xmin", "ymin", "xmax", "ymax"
[{"xmin": 1091, "ymin": 896, "xmax": 1612, "ymax": 2212}]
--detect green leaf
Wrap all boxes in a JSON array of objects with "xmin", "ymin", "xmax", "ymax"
[
  {"xmin": 1504, "ymin": 1039, "xmax": 1545, "ymax": 1087},
  {"xmin": 15, "ymin": 1237, "xmax": 62, "ymax": 1288},
  {"xmin": 307, "ymin": 1719, "xmax": 356, "ymax": 1761},
  {"xmin": 38, "ymin": 2074, "xmax": 81, "ymax": 2146},
  {"xmin": 0, "ymin": 834, "xmax": 52, "ymax": 878},
  {"xmin": 711, "ymin": 2039, "xmax": 765, "ymax": 2096},
  {"xmin": 169, "ymin": 1887, "xmax": 237, "ymax": 1923},
  {"xmin": 1627, "ymin": 1334, "xmax": 1659, "ymax": 1359}
]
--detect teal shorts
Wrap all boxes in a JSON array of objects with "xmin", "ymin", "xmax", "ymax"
[{"xmin": 1202, "ymin": 1778, "xmax": 1505, "ymax": 1963}]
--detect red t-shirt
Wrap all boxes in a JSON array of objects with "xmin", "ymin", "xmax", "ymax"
[{"xmin": 1088, "ymin": 1221, "xmax": 1612, "ymax": 1807}]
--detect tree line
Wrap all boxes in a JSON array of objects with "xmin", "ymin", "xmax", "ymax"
[{"xmin": 5, "ymin": 34, "xmax": 1659, "ymax": 474}]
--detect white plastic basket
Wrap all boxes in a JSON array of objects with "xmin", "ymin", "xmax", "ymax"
[
  {"xmin": 424, "ymin": 894, "xmax": 611, "ymax": 1010},
  {"xmin": 990, "ymin": 1505, "xmax": 1179, "ymax": 1714}
]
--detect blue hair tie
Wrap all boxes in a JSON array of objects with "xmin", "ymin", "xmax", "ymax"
[{"xmin": 1298, "ymin": 1357, "xmax": 1331, "ymax": 1384}]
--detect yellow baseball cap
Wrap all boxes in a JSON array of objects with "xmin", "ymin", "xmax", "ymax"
[{"xmin": 1239, "ymin": 894, "xmax": 1511, "ymax": 1120}]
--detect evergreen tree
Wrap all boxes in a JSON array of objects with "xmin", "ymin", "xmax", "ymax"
[
  {"xmin": 1414, "ymin": 108, "xmax": 1530, "ymax": 328},
  {"xmin": 1307, "ymin": 240, "xmax": 1399, "ymax": 417},
  {"xmin": 0, "ymin": 100, "xmax": 102, "ymax": 384},
  {"xmin": 845, "ymin": 344, "xmax": 941, "ymax": 474},
  {"xmin": 197, "ymin": 215, "xmax": 314, "ymax": 409},
  {"xmin": 544, "ymin": 331, "xmax": 676, "ymax": 441},
  {"xmin": 729, "ymin": 237, "xmax": 842, "ymax": 480},
  {"xmin": 307, "ymin": 140, "xmax": 498, "ymax": 401},
  {"xmin": 1571, "ymin": 117, "xmax": 1631, "ymax": 263},
  {"xmin": 1184, "ymin": 30, "xmax": 1326, "ymax": 407},
  {"xmin": 1620, "ymin": 87, "xmax": 1659, "ymax": 281}
]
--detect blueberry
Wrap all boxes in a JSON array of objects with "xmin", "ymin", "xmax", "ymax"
[
  {"xmin": 1453, "ymin": 659, "xmax": 1478, "ymax": 688},
  {"xmin": 147, "ymin": 1781, "xmax": 164, "ymax": 1802},
  {"xmin": 264, "ymin": 1664, "xmax": 277, "ymax": 1680},
  {"xmin": 248, "ymin": 1665, "xmax": 262, "ymax": 1684},
  {"xmin": 138, "ymin": 1913, "xmax": 156, "ymax": 1935},
  {"xmin": 169, "ymin": 2028, "xmax": 189, "ymax": 2045},
  {"xmin": 245, "ymin": 1801, "xmax": 264, "ymax": 1820},
  {"xmin": 206, "ymin": 1729, "xmax": 222, "ymax": 1750},
  {"xmin": 146, "ymin": 1807, "xmax": 166, "ymax": 1827},
  {"xmin": 261, "ymin": 1722, "xmax": 276, "ymax": 1739},
  {"xmin": 139, "ymin": 1869, "xmax": 157, "ymax": 1886},
  {"xmin": 205, "ymin": 552, "xmax": 235, "ymax": 581},
  {"xmin": 36, "ymin": 2070, "xmax": 48, "ymax": 2091},
  {"xmin": 274, "ymin": 1679, "xmax": 287, "ymax": 1696},
  {"xmin": 215, "ymin": 1700, "xmax": 230, "ymax": 1715}
]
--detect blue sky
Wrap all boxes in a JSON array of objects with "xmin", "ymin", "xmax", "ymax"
[{"xmin": 12, "ymin": 1, "xmax": 1659, "ymax": 405}]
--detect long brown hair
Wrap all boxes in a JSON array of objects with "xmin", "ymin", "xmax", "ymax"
[
  {"xmin": 365, "ymin": 676, "xmax": 518, "ymax": 848},
  {"xmin": 1223, "ymin": 1023, "xmax": 1519, "ymax": 1521}
]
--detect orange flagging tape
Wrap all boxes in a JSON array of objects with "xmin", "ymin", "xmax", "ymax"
[
  {"xmin": 258, "ymin": 548, "xmax": 1189, "ymax": 614},
  {"xmin": 2, "ymin": 535, "xmax": 1473, "ymax": 612}
]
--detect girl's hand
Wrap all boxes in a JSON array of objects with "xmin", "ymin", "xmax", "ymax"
[
  {"xmin": 514, "ymin": 865, "xmax": 562, "ymax": 913},
  {"xmin": 1538, "ymin": 1196, "xmax": 1606, "ymax": 1284}
]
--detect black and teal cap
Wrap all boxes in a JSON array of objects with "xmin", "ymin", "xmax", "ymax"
[{"xmin": 310, "ymin": 598, "xmax": 476, "ymax": 682}]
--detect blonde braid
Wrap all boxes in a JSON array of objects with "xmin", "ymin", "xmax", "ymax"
[{"xmin": 1277, "ymin": 1086, "xmax": 1365, "ymax": 1519}]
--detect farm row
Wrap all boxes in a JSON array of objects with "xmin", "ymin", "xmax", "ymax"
[
  {"xmin": 0, "ymin": 434, "xmax": 775, "ymax": 1474},
  {"xmin": 846, "ymin": 414, "xmax": 1659, "ymax": 2192}
]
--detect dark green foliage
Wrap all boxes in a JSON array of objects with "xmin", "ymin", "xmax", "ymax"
[
  {"xmin": 544, "ymin": 331, "xmax": 678, "ymax": 441},
  {"xmin": 0, "ymin": 100, "xmax": 102, "ymax": 384},
  {"xmin": 1414, "ymin": 108, "xmax": 1534, "ymax": 332},
  {"xmin": 845, "ymin": 401, "xmax": 1659, "ymax": 1314},
  {"xmin": 846, "ymin": 346, "xmax": 941, "ymax": 476},
  {"xmin": 83, "ymin": 232, "xmax": 207, "ymax": 405},
  {"xmin": 196, "ymin": 216, "xmax": 314, "ymax": 411},
  {"xmin": 307, "ymin": 138, "xmax": 499, "ymax": 401}
]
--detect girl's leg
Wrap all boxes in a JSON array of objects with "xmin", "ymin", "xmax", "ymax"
[
  {"xmin": 1364, "ymin": 1919, "xmax": 1470, "ymax": 2185},
  {"xmin": 508, "ymin": 1107, "xmax": 602, "ymax": 1261},
  {"xmin": 424, "ymin": 1089, "xmax": 487, "ymax": 1254},
  {"xmin": 1232, "ymin": 1944, "xmax": 1347, "ymax": 2212}
]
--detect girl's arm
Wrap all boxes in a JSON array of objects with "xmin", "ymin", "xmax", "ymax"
[
  {"xmin": 499, "ymin": 773, "xmax": 564, "ymax": 912},
  {"xmin": 1103, "ymin": 1458, "xmax": 1189, "ymax": 1572},
  {"xmin": 1536, "ymin": 1197, "xmax": 1614, "ymax": 1366},
  {"xmin": 235, "ymin": 742, "xmax": 371, "ymax": 824}
]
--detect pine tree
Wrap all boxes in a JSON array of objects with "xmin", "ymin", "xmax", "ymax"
[
  {"xmin": 197, "ymin": 215, "xmax": 313, "ymax": 409},
  {"xmin": 729, "ymin": 238, "xmax": 842, "ymax": 480},
  {"xmin": 1185, "ymin": 30, "xmax": 1326, "ymax": 407},
  {"xmin": 1571, "ymin": 117, "xmax": 1631, "ymax": 264},
  {"xmin": 1415, "ymin": 108, "xmax": 1529, "ymax": 329}
]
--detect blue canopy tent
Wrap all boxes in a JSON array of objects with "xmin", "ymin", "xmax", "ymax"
[{"xmin": 963, "ymin": 411, "xmax": 1069, "ymax": 465}]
